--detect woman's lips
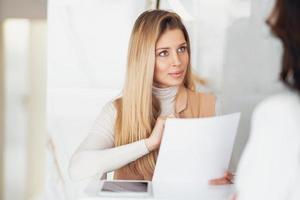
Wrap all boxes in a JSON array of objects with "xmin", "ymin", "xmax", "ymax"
[{"xmin": 169, "ymin": 71, "xmax": 184, "ymax": 78}]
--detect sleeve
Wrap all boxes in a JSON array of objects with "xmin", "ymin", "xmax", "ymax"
[
  {"xmin": 235, "ymin": 102, "xmax": 300, "ymax": 200},
  {"xmin": 68, "ymin": 102, "xmax": 150, "ymax": 181}
]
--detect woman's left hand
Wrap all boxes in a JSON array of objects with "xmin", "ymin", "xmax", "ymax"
[{"xmin": 209, "ymin": 171, "xmax": 235, "ymax": 185}]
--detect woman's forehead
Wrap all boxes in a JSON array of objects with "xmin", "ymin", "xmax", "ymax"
[{"xmin": 156, "ymin": 29, "xmax": 186, "ymax": 48}]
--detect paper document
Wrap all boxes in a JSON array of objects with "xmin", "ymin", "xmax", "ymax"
[{"xmin": 152, "ymin": 113, "xmax": 240, "ymax": 200}]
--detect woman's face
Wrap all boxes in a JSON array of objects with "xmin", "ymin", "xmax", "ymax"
[{"xmin": 154, "ymin": 28, "xmax": 189, "ymax": 88}]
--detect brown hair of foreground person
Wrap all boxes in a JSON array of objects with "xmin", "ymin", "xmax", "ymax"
[{"xmin": 267, "ymin": 0, "xmax": 300, "ymax": 92}]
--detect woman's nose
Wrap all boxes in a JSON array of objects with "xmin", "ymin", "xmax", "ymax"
[{"xmin": 171, "ymin": 52, "xmax": 181, "ymax": 66}]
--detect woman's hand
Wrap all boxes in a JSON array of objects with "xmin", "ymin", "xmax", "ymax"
[
  {"xmin": 209, "ymin": 171, "xmax": 235, "ymax": 185},
  {"xmin": 145, "ymin": 114, "xmax": 175, "ymax": 151}
]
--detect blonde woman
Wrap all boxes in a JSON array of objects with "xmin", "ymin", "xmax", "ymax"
[{"xmin": 69, "ymin": 10, "xmax": 233, "ymax": 184}]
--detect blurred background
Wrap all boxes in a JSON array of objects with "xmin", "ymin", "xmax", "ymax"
[
  {"xmin": 0, "ymin": 0, "xmax": 47, "ymax": 200},
  {"xmin": 0, "ymin": 0, "xmax": 283, "ymax": 200}
]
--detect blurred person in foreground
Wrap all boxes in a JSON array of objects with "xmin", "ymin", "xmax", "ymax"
[{"xmin": 234, "ymin": 0, "xmax": 300, "ymax": 199}]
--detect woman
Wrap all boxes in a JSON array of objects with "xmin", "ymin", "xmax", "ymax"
[
  {"xmin": 235, "ymin": 0, "xmax": 300, "ymax": 199},
  {"xmin": 69, "ymin": 10, "xmax": 233, "ymax": 184}
]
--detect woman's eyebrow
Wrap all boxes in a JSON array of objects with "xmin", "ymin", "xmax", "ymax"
[
  {"xmin": 155, "ymin": 42, "xmax": 187, "ymax": 51},
  {"xmin": 177, "ymin": 42, "xmax": 187, "ymax": 47},
  {"xmin": 156, "ymin": 47, "xmax": 170, "ymax": 51}
]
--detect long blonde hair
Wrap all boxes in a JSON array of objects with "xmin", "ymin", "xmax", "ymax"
[{"xmin": 114, "ymin": 10, "xmax": 197, "ymax": 179}]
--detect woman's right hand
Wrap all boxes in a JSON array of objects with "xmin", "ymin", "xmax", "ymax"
[
  {"xmin": 145, "ymin": 116, "xmax": 166, "ymax": 151},
  {"xmin": 145, "ymin": 114, "xmax": 175, "ymax": 151}
]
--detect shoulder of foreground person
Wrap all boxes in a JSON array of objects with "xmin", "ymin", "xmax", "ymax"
[{"xmin": 253, "ymin": 92, "xmax": 300, "ymax": 123}]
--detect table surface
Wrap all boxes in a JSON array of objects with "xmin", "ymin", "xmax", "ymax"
[{"xmin": 78, "ymin": 180, "xmax": 235, "ymax": 200}]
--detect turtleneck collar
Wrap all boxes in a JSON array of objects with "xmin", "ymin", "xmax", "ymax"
[{"xmin": 152, "ymin": 85, "xmax": 179, "ymax": 101}]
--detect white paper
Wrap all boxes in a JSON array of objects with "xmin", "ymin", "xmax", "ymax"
[{"xmin": 152, "ymin": 113, "xmax": 240, "ymax": 200}]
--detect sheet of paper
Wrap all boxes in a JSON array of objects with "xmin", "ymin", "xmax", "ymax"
[{"xmin": 152, "ymin": 113, "xmax": 240, "ymax": 200}]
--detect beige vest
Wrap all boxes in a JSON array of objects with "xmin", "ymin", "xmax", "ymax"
[{"xmin": 114, "ymin": 86, "xmax": 216, "ymax": 180}]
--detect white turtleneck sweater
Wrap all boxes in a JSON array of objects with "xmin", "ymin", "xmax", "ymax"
[
  {"xmin": 69, "ymin": 86, "xmax": 179, "ymax": 180},
  {"xmin": 152, "ymin": 85, "xmax": 178, "ymax": 116}
]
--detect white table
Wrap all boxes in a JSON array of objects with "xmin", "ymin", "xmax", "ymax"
[{"xmin": 78, "ymin": 180, "xmax": 234, "ymax": 200}]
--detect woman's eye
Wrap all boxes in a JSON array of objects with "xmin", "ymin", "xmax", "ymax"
[
  {"xmin": 158, "ymin": 51, "xmax": 169, "ymax": 57},
  {"xmin": 178, "ymin": 46, "xmax": 187, "ymax": 53}
]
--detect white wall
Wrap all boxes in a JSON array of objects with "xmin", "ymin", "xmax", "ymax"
[
  {"xmin": 221, "ymin": 0, "xmax": 284, "ymax": 168},
  {"xmin": 48, "ymin": 0, "xmax": 147, "ymax": 90}
]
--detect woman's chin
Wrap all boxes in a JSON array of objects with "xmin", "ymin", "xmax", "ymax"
[{"xmin": 164, "ymin": 79, "xmax": 184, "ymax": 87}]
